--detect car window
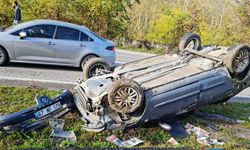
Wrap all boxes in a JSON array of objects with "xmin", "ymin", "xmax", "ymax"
[
  {"xmin": 10, "ymin": 29, "xmax": 22, "ymax": 36},
  {"xmin": 23, "ymin": 25, "xmax": 56, "ymax": 39},
  {"xmin": 89, "ymin": 30, "xmax": 106, "ymax": 42},
  {"xmin": 55, "ymin": 26, "xmax": 80, "ymax": 41},
  {"xmin": 80, "ymin": 32, "xmax": 94, "ymax": 42}
]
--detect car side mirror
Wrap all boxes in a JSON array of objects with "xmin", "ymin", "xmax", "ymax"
[{"xmin": 19, "ymin": 31, "xmax": 27, "ymax": 39}]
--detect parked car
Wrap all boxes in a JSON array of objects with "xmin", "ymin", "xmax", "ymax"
[
  {"xmin": 0, "ymin": 33, "xmax": 249, "ymax": 133},
  {"xmin": 0, "ymin": 19, "xmax": 116, "ymax": 70}
]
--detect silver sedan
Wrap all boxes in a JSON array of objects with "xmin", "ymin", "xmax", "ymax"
[{"xmin": 0, "ymin": 19, "xmax": 116, "ymax": 68}]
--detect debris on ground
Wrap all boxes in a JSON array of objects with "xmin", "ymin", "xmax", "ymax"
[
  {"xmin": 185, "ymin": 123, "xmax": 224, "ymax": 146},
  {"xmin": 160, "ymin": 120, "xmax": 188, "ymax": 138},
  {"xmin": 159, "ymin": 122, "xmax": 172, "ymax": 131},
  {"xmin": 49, "ymin": 119, "xmax": 77, "ymax": 142},
  {"xmin": 122, "ymin": 138, "xmax": 144, "ymax": 147},
  {"xmin": 106, "ymin": 135, "xmax": 124, "ymax": 147},
  {"xmin": 168, "ymin": 120, "xmax": 188, "ymax": 138},
  {"xmin": 185, "ymin": 123, "xmax": 193, "ymax": 135},
  {"xmin": 194, "ymin": 112, "xmax": 245, "ymax": 124},
  {"xmin": 167, "ymin": 137, "xmax": 178, "ymax": 145},
  {"xmin": 106, "ymin": 135, "xmax": 143, "ymax": 147}
]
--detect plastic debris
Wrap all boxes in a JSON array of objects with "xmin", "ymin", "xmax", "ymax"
[
  {"xmin": 49, "ymin": 119, "xmax": 77, "ymax": 142},
  {"xmin": 167, "ymin": 137, "xmax": 178, "ymax": 145},
  {"xmin": 161, "ymin": 120, "xmax": 188, "ymax": 138},
  {"xmin": 106, "ymin": 135, "xmax": 143, "ymax": 147},
  {"xmin": 184, "ymin": 123, "xmax": 193, "ymax": 134},
  {"xmin": 185, "ymin": 123, "xmax": 224, "ymax": 146},
  {"xmin": 106, "ymin": 135, "xmax": 124, "ymax": 147},
  {"xmin": 236, "ymin": 119, "xmax": 245, "ymax": 124},
  {"xmin": 122, "ymin": 138, "xmax": 144, "ymax": 147},
  {"xmin": 159, "ymin": 122, "xmax": 172, "ymax": 131}
]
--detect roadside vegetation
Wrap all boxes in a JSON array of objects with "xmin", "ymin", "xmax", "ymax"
[
  {"xmin": 0, "ymin": 86, "xmax": 249, "ymax": 149},
  {"xmin": 0, "ymin": 0, "xmax": 249, "ymax": 54}
]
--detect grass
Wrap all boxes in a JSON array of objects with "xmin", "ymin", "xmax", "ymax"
[{"xmin": 0, "ymin": 86, "xmax": 249, "ymax": 149}]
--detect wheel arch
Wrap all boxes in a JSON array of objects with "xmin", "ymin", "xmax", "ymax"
[
  {"xmin": 0, "ymin": 44, "xmax": 10, "ymax": 60},
  {"xmin": 79, "ymin": 53, "xmax": 100, "ymax": 67}
]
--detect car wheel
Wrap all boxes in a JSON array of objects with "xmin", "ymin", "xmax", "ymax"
[
  {"xmin": 81, "ymin": 55, "xmax": 97, "ymax": 69},
  {"xmin": 0, "ymin": 47, "xmax": 9, "ymax": 66},
  {"xmin": 225, "ymin": 45, "xmax": 250, "ymax": 81},
  {"xmin": 179, "ymin": 33, "xmax": 201, "ymax": 51},
  {"xmin": 108, "ymin": 79, "xmax": 144, "ymax": 114},
  {"xmin": 82, "ymin": 58, "xmax": 110, "ymax": 81}
]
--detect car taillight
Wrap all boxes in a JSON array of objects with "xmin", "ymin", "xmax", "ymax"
[{"xmin": 106, "ymin": 46, "xmax": 115, "ymax": 51}]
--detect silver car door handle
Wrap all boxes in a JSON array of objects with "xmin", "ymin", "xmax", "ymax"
[
  {"xmin": 48, "ymin": 41, "xmax": 52, "ymax": 45},
  {"xmin": 80, "ymin": 44, "xmax": 86, "ymax": 47}
]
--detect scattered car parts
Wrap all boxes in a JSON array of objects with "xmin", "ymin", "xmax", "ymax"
[
  {"xmin": 106, "ymin": 135, "xmax": 143, "ymax": 147},
  {"xmin": 185, "ymin": 123, "xmax": 224, "ymax": 146},
  {"xmin": 0, "ymin": 91, "xmax": 75, "ymax": 132},
  {"xmin": 49, "ymin": 119, "xmax": 77, "ymax": 142}
]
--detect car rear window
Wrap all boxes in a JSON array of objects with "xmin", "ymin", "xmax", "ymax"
[
  {"xmin": 89, "ymin": 30, "xmax": 106, "ymax": 42},
  {"xmin": 55, "ymin": 26, "xmax": 80, "ymax": 41},
  {"xmin": 80, "ymin": 32, "xmax": 94, "ymax": 42}
]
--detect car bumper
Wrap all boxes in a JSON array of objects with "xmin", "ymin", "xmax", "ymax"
[{"xmin": 0, "ymin": 91, "xmax": 75, "ymax": 132}]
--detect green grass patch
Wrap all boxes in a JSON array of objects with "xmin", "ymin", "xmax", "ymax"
[{"xmin": 0, "ymin": 86, "xmax": 249, "ymax": 149}]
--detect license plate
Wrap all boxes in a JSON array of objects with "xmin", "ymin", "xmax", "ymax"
[{"xmin": 34, "ymin": 102, "xmax": 62, "ymax": 119}]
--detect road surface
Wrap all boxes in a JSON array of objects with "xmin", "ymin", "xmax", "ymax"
[
  {"xmin": 0, "ymin": 49, "xmax": 154, "ymax": 89},
  {"xmin": 0, "ymin": 49, "xmax": 249, "ymax": 103}
]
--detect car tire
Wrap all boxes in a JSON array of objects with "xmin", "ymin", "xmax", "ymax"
[
  {"xmin": 179, "ymin": 33, "xmax": 201, "ymax": 51},
  {"xmin": 224, "ymin": 45, "xmax": 250, "ymax": 81},
  {"xmin": 0, "ymin": 47, "xmax": 9, "ymax": 66},
  {"xmin": 82, "ymin": 58, "xmax": 110, "ymax": 81},
  {"xmin": 108, "ymin": 79, "xmax": 144, "ymax": 114},
  {"xmin": 81, "ymin": 55, "xmax": 97, "ymax": 69}
]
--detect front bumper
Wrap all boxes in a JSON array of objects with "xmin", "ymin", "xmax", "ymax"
[{"xmin": 0, "ymin": 91, "xmax": 75, "ymax": 132}]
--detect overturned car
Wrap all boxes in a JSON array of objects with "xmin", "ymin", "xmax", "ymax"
[
  {"xmin": 74, "ymin": 34, "xmax": 250, "ymax": 131},
  {"xmin": 1, "ymin": 33, "xmax": 250, "ymax": 132}
]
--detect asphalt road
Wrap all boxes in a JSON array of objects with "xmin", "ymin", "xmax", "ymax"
[
  {"xmin": 0, "ymin": 49, "xmax": 249, "ymax": 103},
  {"xmin": 0, "ymin": 49, "xmax": 154, "ymax": 89}
]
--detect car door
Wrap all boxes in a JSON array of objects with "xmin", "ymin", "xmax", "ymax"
[
  {"xmin": 13, "ymin": 25, "xmax": 56, "ymax": 62},
  {"xmin": 53, "ymin": 26, "xmax": 84, "ymax": 65}
]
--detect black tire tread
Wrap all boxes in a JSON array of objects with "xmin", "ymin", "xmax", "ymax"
[
  {"xmin": 82, "ymin": 58, "xmax": 110, "ymax": 81},
  {"xmin": 224, "ymin": 44, "xmax": 250, "ymax": 73},
  {"xmin": 179, "ymin": 33, "xmax": 201, "ymax": 51},
  {"xmin": 0, "ymin": 46, "xmax": 9, "ymax": 66}
]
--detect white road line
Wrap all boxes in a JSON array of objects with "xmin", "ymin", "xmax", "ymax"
[
  {"xmin": 0, "ymin": 76, "xmax": 76, "ymax": 85},
  {"xmin": 115, "ymin": 61, "xmax": 125, "ymax": 64}
]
